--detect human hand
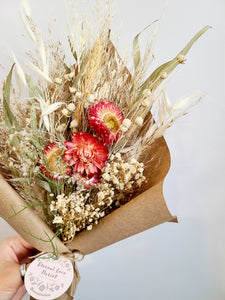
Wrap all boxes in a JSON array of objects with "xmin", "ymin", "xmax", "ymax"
[{"xmin": 0, "ymin": 236, "xmax": 36, "ymax": 300}]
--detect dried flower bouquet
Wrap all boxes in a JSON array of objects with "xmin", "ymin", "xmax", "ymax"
[{"xmin": 0, "ymin": 1, "xmax": 210, "ymax": 297}]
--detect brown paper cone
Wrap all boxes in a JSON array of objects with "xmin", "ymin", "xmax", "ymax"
[{"xmin": 67, "ymin": 180, "xmax": 177, "ymax": 254}]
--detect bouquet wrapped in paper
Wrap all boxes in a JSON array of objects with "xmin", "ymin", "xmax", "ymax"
[{"xmin": 0, "ymin": 1, "xmax": 210, "ymax": 299}]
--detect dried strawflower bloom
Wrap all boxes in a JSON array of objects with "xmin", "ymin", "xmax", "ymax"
[
  {"xmin": 68, "ymin": 71, "xmax": 75, "ymax": 79},
  {"xmin": 82, "ymin": 174, "xmax": 100, "ymax": 187},
  {"xmin": 135, "ymin": 116, "xmax": 144, "ymax": 126},
  {"xmin": 86, "ymin": 94, "xmax": 95, "ymax": 103},
  {"xmin": 142, "ymin": 98, "xmax": 150, "ymax": 107},
  {"xmin": 87, "ymin": 99, "xmax": 124, "ymax": 145},
  {"xmin": 160, "ymin": 71, "xmax": 168, "ymax": 79},
  {"xmin": 75, "ymin": 92, "xmax": 83, "ymax": 100},
  {"xmin": 56, "ymin": 124, "xmax": 67, "ymax": 132},
  {"xmin": 122, "ymin": 118, "xmax": 131, "ymax": 128},
  {"xmin": 64, "ymin": 132, "xmax": 108, "ymax": 176},
  {"xmin": 54, "ymin": 77, "xmax": 62, "ymax": 84},
  {"xmin": 70, "ymin": 119, "xmax": 79, "ymax": 128},
  {"xmin": 62, "ymin": 108, "xmax": 70, "ymax": 116},
  {"xmin": 69, "ymin": 86, "xmax": 76, "ymax": 94},
  {"xmin": 67, "ymin": 103, "xmax": 76, "ymax": 112},
  {"xmin": 177, "ymin": 54, "xmax": 186, "ymax": 64},
  {"xmin": 41, "ymin": 143, "xmax": 71, "ymax": 179},
  {"xmin": 120, "ymin": 125, "xmax": 128, "ymax": 132}
]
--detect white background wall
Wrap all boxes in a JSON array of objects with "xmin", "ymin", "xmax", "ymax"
[{"xmin": 0, "ymin": 1, "xmax": 224, "ymax": 299}]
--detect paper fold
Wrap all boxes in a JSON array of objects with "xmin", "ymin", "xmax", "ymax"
[{"xmin": 67, "ymin": 180, "xmax": 177, "ymax": 254}]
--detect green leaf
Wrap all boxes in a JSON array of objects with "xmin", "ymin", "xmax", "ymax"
[
  {"xmin": 30, "ymin": 102, "xmax": 37, "ymax": 131},
  {"xmin": 10, "ymin": 178, "xmax": 30, "ymax": 182},
  {"xmin": 133, "ymin": 20, "xmax": 158, "ymax": 71},
  {"xmin": 3, "ymin": 64, "xmax": 21, "ymax": 131},
  {"xmin": 3, "ymin": 64, "xmax": 14, "ymax": 127},
  {"xmin": 4, "ymin": 63, "xmax": 14, "ymax": 104},
  {"xmin": 3, "ymin": 96, "xmax": 18, "ymax": 129},
  {"xmin": 140, "ymin": 25, "xmax": 211, "ymax": 92},
  {"xmin": 35, "ymin": 176, "xmax": 52, "ymax": 193},
  {"xmin": 10, "ymin": 134, "xmax": 20, "ymax": 147},
  {"xmin": 25, "ymin": 74, "xmax": 43, "ymax": 98}
]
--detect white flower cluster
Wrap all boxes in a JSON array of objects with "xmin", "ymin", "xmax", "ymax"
[
  {"xmin": 99, "ymin": 153, "xmax": 146, "ymax": 207},
  {"xmin": 50, "ymin": 153, "xmax": 146, "ymax": 241},
  {"xmin": 101, "ymin": 153, "xmax": 145, "ymax": 190},
  {"xmin": 50, "ymin": 190, "xmax": 107, "ymax": 241}
]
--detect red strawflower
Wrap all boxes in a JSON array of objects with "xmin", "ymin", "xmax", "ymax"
[
  {"xmin": 41, "ymin": 143, "xmax": 71, "ymax": 180},
  {"xmin": 64, "ymin": 132, "xmax": 108, "ymax": 176},
  {"xmin": 87, "ymin": 99, "xmax": 124, "ymax": 145}
]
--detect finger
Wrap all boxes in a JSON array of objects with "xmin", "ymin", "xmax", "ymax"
[
  {"xmin": 12, "ymin": 237, "xmax": 38, "ymax": 263},
  {"xmin": 0, "ymin": 236, "xmax": 37, "ymax": 263},
  {"xmin": 0, "ymin": 262, "xmax": 23, "ymax": 294},
  {"xmin": 11, "ymin": 285, "xmax": 27, "ymax": 300}
]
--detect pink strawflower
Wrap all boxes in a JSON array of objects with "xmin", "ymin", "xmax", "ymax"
[
  {"xmin": 64, "ymin": 132, "xmax": 108, "ymax": 176},
  {"xmin": 82, "ymin": 173, "xmax": 100, "ymax": 187},
  {"xmin": 83, "ymin": 174, "xmax": 100, "ymax": 187},
  {"xmin": 87, "ymin": 99, "xmax": 124, "ymax": 145},
  {"xmin": 41, "ymin": 143, "xmax": 71, "ymax": 180},
  {"xmin": 71, "ymin": 172, "xmax": 100, "ymax": 188}
]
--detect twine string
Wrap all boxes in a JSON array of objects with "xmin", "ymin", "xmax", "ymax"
[{"xmin": 29, "ymin": 249, "xmax": 84, "ymax": 262}]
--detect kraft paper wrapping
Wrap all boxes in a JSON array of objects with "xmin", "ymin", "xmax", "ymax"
[{"xmin": 67, "ymin": 182, "xmax": 177, "ymax": 254}]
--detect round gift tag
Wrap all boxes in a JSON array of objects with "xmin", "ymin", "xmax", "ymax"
[{"xmin": 24, "ymin": 253, "xmax": 74, "ymax": 300}]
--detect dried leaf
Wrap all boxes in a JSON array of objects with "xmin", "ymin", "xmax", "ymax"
[
  {"xmin": 30, "ymin": 102, "xmax": 37, "ymax": 131},
  {"xmin": 4, "ymin": 64, "xmax": 14, "ymax": 104},
  {"xmin": 25, "ymin": 74, "xmax": 43, "ymax": 98},
  {"xmin": 19, "ymin": 9, "xmax": 37, "ymax": 45},
  {"xmin": 68, "ymin": 36, "xmax": 78, "ymax": 61},
  {"xmin": 3, "ymin": 65, "xmax": 20, "ymax": 131},
  {"xmin": 35, "ymin": 176, "xmax": 51, "ymax": 193},
  {"xmin": 12, "ymin": 52, "xmax": 27, "ymax": 86},
  {"xmin": 140, "ymin": 25, "xmax": 211, "ymax": 92},
  {"xmin": 27, "ymin": 61, "xmax": 52, "ymax": 83},
  {"xmin": 42, "ymin": 102, "xmax": 64, "ymax": 116},
  {"xmin": 133, "ymin": 21, "xmax": 158, "ymax": 71}
]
